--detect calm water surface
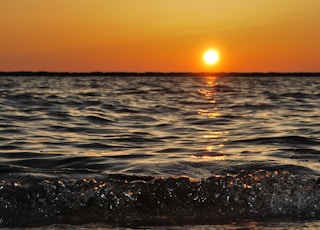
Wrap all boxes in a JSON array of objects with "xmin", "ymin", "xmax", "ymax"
[{"xmin": 0, "ymin": 75, "xmax": 319, "ymax": 228}]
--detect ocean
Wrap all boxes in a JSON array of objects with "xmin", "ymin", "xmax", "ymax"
[{"xmin": 0, "ymin": 74, "xmax": 319, "ymax": 229}]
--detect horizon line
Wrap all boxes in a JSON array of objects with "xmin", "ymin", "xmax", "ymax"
[{"xmin": 0, "ymin": 71, "xmax": 320, "ymax": 77}]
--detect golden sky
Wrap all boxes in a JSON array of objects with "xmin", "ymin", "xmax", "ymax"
[{"xmin": 1, "ymin": 0, "xmax": 320, "ymax": 72}]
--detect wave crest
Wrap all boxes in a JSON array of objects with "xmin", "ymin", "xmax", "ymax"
[{"xmin": 0, "ymin": 170, "xmax": 319, "ymax": 227}]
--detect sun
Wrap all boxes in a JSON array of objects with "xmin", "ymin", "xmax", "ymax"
[{"xmin": 203, "ymin": 49, "xmax": 219, "ymax": 65}]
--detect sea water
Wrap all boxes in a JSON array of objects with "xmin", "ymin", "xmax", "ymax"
[{"xmin": 0, "ymin": 75, "xmax": 319, "ymax": 228}]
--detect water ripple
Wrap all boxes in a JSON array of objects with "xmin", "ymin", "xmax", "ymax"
[{"xmin": 0, "ymin": 75, "xmax": 319, "ymax": 179}]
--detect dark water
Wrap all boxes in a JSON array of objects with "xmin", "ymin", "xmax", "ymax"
[{"xmin": 0, "ymin": 75, "xmax": 319, "ymax": 228}]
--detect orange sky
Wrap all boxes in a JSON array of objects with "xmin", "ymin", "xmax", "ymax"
[{"xmin": 1, "ymin": 0, "xmax": 320, "ymax": 72}]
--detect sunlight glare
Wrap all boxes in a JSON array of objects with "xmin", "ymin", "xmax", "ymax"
[{"xmin": 203, "ymin": 49, "xmax": 219, "ymax": 65}]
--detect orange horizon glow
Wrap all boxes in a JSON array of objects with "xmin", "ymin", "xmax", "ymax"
[{"xmin": 1, "ymin": 0, "xmax": 320, "ymax": 72}]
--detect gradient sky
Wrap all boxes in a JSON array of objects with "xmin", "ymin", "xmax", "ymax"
[{"xmin": 1, "ymin": 0, "xmax": 320, "ymax": 72}]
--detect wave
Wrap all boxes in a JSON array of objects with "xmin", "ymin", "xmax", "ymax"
[
  {"xmin": 0, "ymin": 170, "xmax": 319, "ymax": 227},
  {"xmin": 232, "ymin": 135, "xmax": 320, "ymax": 146}
]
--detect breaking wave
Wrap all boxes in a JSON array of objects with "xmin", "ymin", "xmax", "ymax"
[{"xmin": 1, "ymin": 170, "xmax": 319, "ymax": 227}]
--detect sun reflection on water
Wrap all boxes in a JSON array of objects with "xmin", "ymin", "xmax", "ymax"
[
  {"xmin": 192, "ymin": 143, "xmax": 226, "ymax": 160},
  {"xmin": 192, "ymin": 76, "xmax": 230, "ymax": 160},
  {"xmin": 197, "ymin": 109, "xmax": 221, "ymax": 118},
  {"xmin": 203, "ymin": 76, "xmax": 218, "ymax": 86},
  {"xmin": 203, "ymin": 131, "xmax": 229, "ymax": 140}
]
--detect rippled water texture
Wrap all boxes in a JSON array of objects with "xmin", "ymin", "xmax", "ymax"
[
  {"xmin": 0, "ymin": 75, "xmax": 319, "ymax": 227},
  {"xmin": 0, "ymin": 75, "xmax": 319, "ymax": 178}
]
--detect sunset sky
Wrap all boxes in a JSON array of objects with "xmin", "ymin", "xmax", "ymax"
[{"xmin": 1, "ymin": 0, "xmax": 320, "ymax": 72}]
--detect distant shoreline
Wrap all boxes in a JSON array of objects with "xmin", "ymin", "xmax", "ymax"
[{"xmin": 0, "ymin": 71, "xmax": 320, "ymax": 77}]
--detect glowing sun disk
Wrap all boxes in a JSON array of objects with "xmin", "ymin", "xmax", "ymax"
[{"xmin": 203, "ymin": 50, "xmax": 219, "ymax": 65}]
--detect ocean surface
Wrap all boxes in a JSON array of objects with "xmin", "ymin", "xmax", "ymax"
[{"xmin": 0, "ymin": 75, "xmax": 319, "ymax": 229}]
